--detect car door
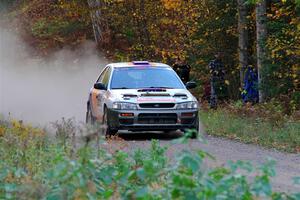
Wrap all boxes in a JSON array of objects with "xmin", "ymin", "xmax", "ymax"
[{"xmin": 90, "ymin": 67, "xmax": 111, "ymax": 122}]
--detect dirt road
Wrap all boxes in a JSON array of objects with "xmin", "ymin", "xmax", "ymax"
[{"xmin": 101, "ymin": 130, "xmax": 300, "ymax": 193}]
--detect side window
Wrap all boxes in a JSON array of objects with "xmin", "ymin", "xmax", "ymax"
[
  {"xmin": 102, "ymin": 67, "xmax": 112, "ymax": 87},
  {"xmin": 96, "ymin": 67, "xmax": 108, "ymax": 83}
]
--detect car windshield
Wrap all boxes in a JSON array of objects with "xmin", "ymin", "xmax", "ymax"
[{"xmin": 110, "ymin": 67, "xmax": 185, "ymax": 89}]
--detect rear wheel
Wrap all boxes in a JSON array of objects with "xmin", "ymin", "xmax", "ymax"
[
  {"xmin": 86, "ymin": 106, "xmax": 95, "ymax": 124},
  {"xmin": 103, "ymin": 107, "xmax": 118, "ymax": 137}
]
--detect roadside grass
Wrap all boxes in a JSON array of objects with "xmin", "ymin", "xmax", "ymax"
[
  {"xmin": 1, "ymin": 119, "xmax": 299, "ymax": 199},
  {"xmin": 200, "ymin": 106, "xmax": 300, "ymax": 153}
]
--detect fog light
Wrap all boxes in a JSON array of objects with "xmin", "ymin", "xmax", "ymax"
[
  {"xmin": 120, "ymin": 113, "xmax": 134, "ymax": 117},
  {"xmin": 181, "ymin": 112, "xmax": 194, "ymax": 117}
]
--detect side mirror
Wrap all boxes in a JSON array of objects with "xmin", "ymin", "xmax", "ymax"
[
  {"xmin": 94, "ymin": 83, "xmax": 107, "ymax": 90},
  {"xmin": 186, "ymin": 81, "xmax": 197, "ymax": 89}
]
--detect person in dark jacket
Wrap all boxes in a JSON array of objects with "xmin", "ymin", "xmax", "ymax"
[
  {"xmin": 242, "ymin": 66, "xmax": 259, "ymax": 104},
  {"xmin": 173, "ymin": 57, "xmax": 191, "ymax": 84}
]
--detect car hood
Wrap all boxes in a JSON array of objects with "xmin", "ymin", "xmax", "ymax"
[{"xmin": 108, "ymin": 88, "xmax": 197, "ymax": 103}]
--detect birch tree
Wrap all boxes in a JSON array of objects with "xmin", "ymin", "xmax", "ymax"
[{"xmin": 255, "ymin": 0, "xmax": 267, "ymax": 102}]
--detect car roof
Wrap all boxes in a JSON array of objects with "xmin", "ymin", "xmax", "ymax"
[{"xmin": 106, "ymin": 61, "xmax": 171, "ymax": 68}]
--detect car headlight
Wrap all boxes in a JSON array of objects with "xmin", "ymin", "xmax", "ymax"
[
  {"xmin": 176, "ymin": 101, "xmax": 198, "ymax": 109},
  {"xmin": 112, "ymin": 102, "xmax": 137, "ymax": 110}
]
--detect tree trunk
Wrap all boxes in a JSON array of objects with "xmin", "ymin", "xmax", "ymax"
[
  {"xmin": 255, "ymin": 0, "xmax": 267, "ymax": 102},
  {"xmin": 237, "ymin": 0, "xmax": 249, "ymax": 88},
  {"xmin": 87, "ymin": 0, "xmax": 103, "ymax": 46}
]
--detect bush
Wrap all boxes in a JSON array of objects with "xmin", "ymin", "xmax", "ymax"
[
  {"xmin": 0, "ymin": 120, "xmax": 300, "ymax": 199},
  {"xmin": 31, "ymin": 18, "xmax": 86, "ymax": 38}
]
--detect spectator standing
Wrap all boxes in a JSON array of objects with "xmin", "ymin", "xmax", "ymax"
[
  {"xmin": 173, "ymin": 57, "xmax": 191, "ymax": 84},
  {"xmin": 242, "ymin": 66, "xmax": 259, "ymax": 104}
]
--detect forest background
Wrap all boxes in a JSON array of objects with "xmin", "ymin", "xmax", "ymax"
[
  {"xmin": 1, "ymin": 0, "xmax": 299, "ymax": 108},
  {"xmin": 0, "ymin": 0, "xmax": 299, "ymax": 152}
]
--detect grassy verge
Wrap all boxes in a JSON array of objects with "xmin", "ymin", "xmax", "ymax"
[
  {"xmin": 200, "ymin": 107, "xmax": 300, "ymax": 153},
  {"xmin": 1, "ymin": 119, "xmax": 299, "ymax": 199}
]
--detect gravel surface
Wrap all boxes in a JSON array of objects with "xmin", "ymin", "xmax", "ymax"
[{"xmin": 100, "ymin": 129, "xmax": 300, "ymax": 193}]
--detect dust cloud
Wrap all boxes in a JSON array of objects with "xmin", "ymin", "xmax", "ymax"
[{"xmin": 0, "ymin": 26, "xmax": 107, "ymax": 125}]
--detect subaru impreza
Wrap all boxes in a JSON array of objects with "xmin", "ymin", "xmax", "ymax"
[{"xmin": 86, "ymin": 61, "xmax": 199, "ymax": 138}]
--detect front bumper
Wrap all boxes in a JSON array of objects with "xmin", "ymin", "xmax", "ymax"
[{"xmin": 106, "ymin": 108, "xmax": 198, "ymax": 131}]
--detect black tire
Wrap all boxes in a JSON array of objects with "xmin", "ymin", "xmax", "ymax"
[
  {"xmin": 86, "ymin": 106, "xmax": 95, "ymax": 124},
  {"xmin": 191, "ymin": 116, "xmax": 199, "ymax": 139},
  {"xmin": 182, "ymin": 117, "xmax": 199, "ymax": 139},
  {"xmin": 163, "ymin": 129, "xmax": 177, "ymax": 133},
  {"xmin": 103, "ymin": 107, "xmax": 118, "ymax": 136}
]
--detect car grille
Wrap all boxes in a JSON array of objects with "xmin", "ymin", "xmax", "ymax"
[
  {"xmin": 138, "ymin": 113, "xmax": 177, "ymax": 124},
  {"xmin": 139, "ymin": 103, "xmax": 175, "ymax": 109},
  {"xmin": 119, "ymin": 119, "xmax": 134, "ymax": 125}
]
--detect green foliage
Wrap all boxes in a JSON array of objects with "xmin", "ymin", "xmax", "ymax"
[
  {"xmin": 0, "ymin": 120, "xmax": 299, "ymax": 199},
  {"xmin": 6, "ymin": 0, "xmax": 299, "ymax": 106},
  {"xmin": 31, "ymin": 18, "xmax": 86, "ymax": 38},
  {"xmin": 291, "ymin": 91, "xmax": 300, "ymax": 110},
  {"xmin": 8, "ymin": 0, "xmax": 91, "ymax": 54},
  {"xmin": 89, "ymin": 0, "xmax": 299, "ymax": 103},
  {"xmin": 261, "ymin": 0, "xmax": 300, "ymax": 106},
  {"xmin": 89, "ymin": 0, "xmax": 240, "ymax": 97},
  {"xmin": 32, "ymin": 19, "xmax": 80, "ymax": 37}
]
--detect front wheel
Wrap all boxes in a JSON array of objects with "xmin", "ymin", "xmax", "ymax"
[
  {"xmin": 163, "ymin": 129, "xmax": 177, "ymax": 133},
  {"xmin": 191, "ymin": 117, "xmax": 200, "ymax": 139},
  {"xmin": 103, "ymin": 108, "xmax": 118, "ymax": 137},
  {"xmin": 183, "ymin": 117, "xmax": 199, "ymax": 139},
  {"xmin": 86, "ymin": 107, "xmax": 95, "ymax": 124}
]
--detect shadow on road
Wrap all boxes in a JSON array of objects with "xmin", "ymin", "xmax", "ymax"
[{"xmin": 116, "ymin": 131, "xmax": 183, "ymax": 141}]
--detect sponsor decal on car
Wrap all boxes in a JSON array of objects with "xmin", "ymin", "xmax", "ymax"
[{"xmin": 137, "ymin": 97, "xmax": 176, "ymax": 102}]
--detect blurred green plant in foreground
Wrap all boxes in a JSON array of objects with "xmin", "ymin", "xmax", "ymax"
[{"xmin": 0, "ymin": 119, "xmax": 299, "ymax": 199}]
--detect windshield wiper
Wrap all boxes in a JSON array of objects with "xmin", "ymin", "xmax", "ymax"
[
  {"xmin": 147, "ymin": 86, "xmax": 174, "ymax": 89},
  {"xmin": 111, "ymin": 87, "xmax": 131, "ymax": 89}
]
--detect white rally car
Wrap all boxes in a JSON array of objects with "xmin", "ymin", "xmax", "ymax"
[{"xmin": 86, "ymin": 61, "xmax": 199, "ymax": 138}]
